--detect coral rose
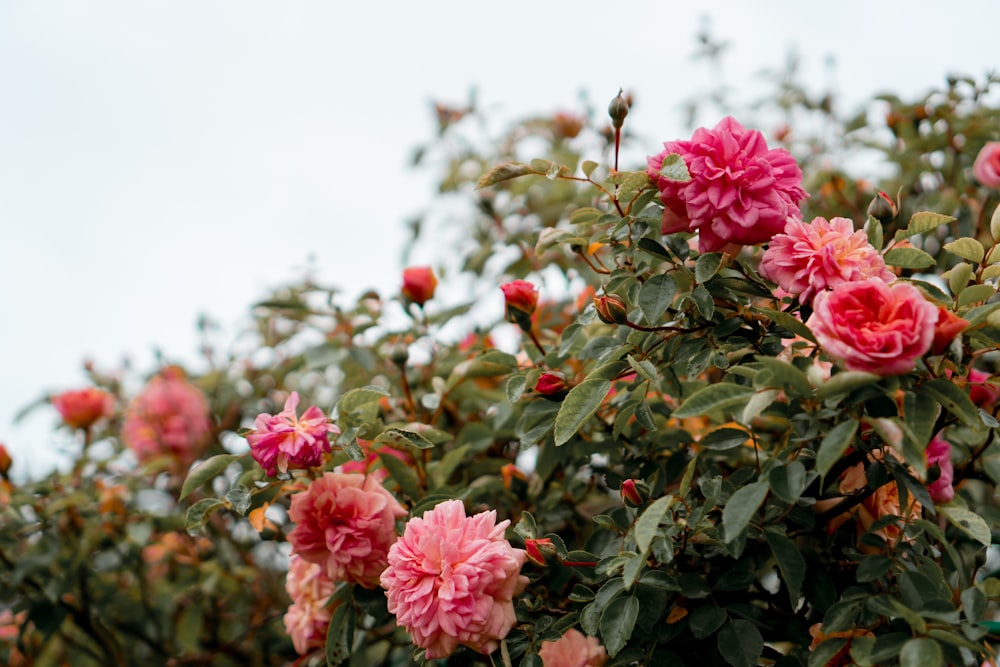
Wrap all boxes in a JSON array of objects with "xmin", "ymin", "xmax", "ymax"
[
  {"xmin": 288, "ymin": 472, "xmax": 406, "ymax": 588},
  {"xmin": 647, "ymin": 116, "xmax": 806, "ymax": 252},
  {"xmin": 973, "ymin": 142, "xmax": 1000, "ymax": 188},
  {"xmin": 380, "ymin": 499, "xmax": 528, "ymax": 659},
  {"xmin": 401, "ymin": 266, "xmax": 438, "ymax": 306},
  {"xmin": 931, "ymin": 306, "xmax": 969, "ymax": 355},
  {"xmin": 246, "ymin": 392, "xmax": 338, "ymax": 476},
  {"xmin": 52, "ymin": 387, "xmax": 115, "ymax": 430},
  {"xmin": 538, "ymin": 628, "xmax": 608, "ymax": 667},
  {"xmin": 284, "ymin": 554, "xmax": 337, "ymax": 655},
  {"xmin": 121, "ymin": 367, "xmax": 212, "ymax": 467},
  {"xmin": 759, "ymin": 216, "xmax": 893, "ymax": 304},
  {"xmin": 926, "ymin": 433, "xmax": 955, "ymax": 504},
  {"xmin": 807, "ymin": 279, "xmax": 938, "ymax": 376},
  {"xmin": 501, "ymin": 280, "xmax": 539, "ymax": 321}
]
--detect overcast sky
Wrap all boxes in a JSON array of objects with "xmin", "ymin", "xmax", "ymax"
[{"xmin": 1, "ymin": 1, "xmax": 997, "ymax": 478}]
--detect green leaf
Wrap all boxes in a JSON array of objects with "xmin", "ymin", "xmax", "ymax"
[
  {"xmin": 185, "ymin": 498, "xmax": 225, "ymax": 536},
  {"xmin": 637, "ymin": 237, "xmax": 672, "ymax": 261},
  {"xmin": 582, "ymin": 160, "xmax": 599, "ymax": 178},
  {"xmin": 476, "ymin": 162, "xmax": 534, "ymax": 189},
  {"xmin": 765, "ymin": 528, "xmax": 805, "ymax": 605},
  {"xmin": 570, "ymin": 207, "xmax": 604, "ymax": 226},
  {"xmin": 865, "ymin": 215, "xmax": 884, "ymax": 250},
  {"xmin": 505, "ymin": 374, "xmax": 527, "ymax": 403},
  {"xmin": 991, "ymin": 204, "xmax": 1000, "ymax": 243},
  {"xmin": 689, "ymin": 605, "xmax": 727, "ymax": 639},
  {"xmin": 180, "ymin": 454, "xmax": 241, "ymax": 500},
  {"xmin": 638, "ymin": 273, "xmax": 677, "ymax": 324},
  {"xmin": 722, "ymin": 481, "xmax": 768, "ymax": 543},
  {"xmin": 672, "ymin": 383, "xmax": 754, "ymax": 419},
  {"xmin": 658, "ymin": 153, "xmax": 690, "ymax": 182},
  {"xmin": 944, "ymin": 237, "xmax": 986, "ymax": 263},
  {"xmin": 883, "ymin": 247, "xmax": 936, "ymax": 269},
  {"xmin": 377, "ymin": 451, "xmax": 422, "ymax": 500},
  {"xmin": 701, "ymin": 427, "xmax": 751, "ymax": 451},
  {"xmin": 958, "ymin": 283, "xmax": 997, "ymax": 307},
  {"xmin": 756, "ymin": 307, "xmax": 816, "ymax": 342},
  {"xmin": 600, "ymin": 595, "xmax": 639, "ymax": 658},
  {"xmin": 961, "ymin": 586, "xmax": 987, "ymax": 623},
  {"xmin": 554, "ymin": 379, "xmax": 612, "ymax": 446},
  {"xmin": 695, "ymin": 253, "xmax": 723, "ymax": 283},
  {"xmin": 225, "ymin": 484, "xmax": 251, "ymax": 515},
  {"xmin": 374, "ymin": 427, "xmax": 437, "ymax": 450},
  {"xmin": 815, "ymin": 419, "xmax": 858, "ymax": 481},
  {"xmin": 769, "ymin": 460, "xmax": 807, "ymax": 504},
  {"xmin": 808, "ymin": 639, "xmax": 847, "ymax": 667},
  {"xmin": 716, "ymin": 619, "xmax": 763, "ymax": 667},
  {"xmin": 752, "ymin": 356, "xmax": 813, "ymax": 397},
  {"xmin": 898, "ymin": 638, "xmax": 942, "ymax": 667},
  {"xmin": 325, "ymin": 597, "xmax": 355, "ymax": 666},
  {"xmin": 895, "ymin": 211, "xmax": 956, "ymax": 240},
  {"xmin": 691, "ymin": 284, "xmax": 714, "ymax": 319},
  {"xmin": 903, "ymin": 390, "xmax": 940, "ymax": 450},
  {"xmin": 635, "ymin": 495, "xmax": 675, "ymax": 554},
  {"xmin": 856, "ymin": 555, "xmax": 892, "ymax": 582},
  {"xmin": 939, "ymin": 505, "xmax": 991, "ymax": 546},
  {"xmin": 921, "ymin": 379, "xmax": 983, "ymax": 428},
  {"xmin": 948, "ymin": 262, "xmax": 974, "ymax": 296},
  {"xmin": 816, "ymin": 372, "xmax": 880, "ymax": 400},
  {"xmin": 336, "ymin": 387, "xmax": 389, "ymax": 428}
]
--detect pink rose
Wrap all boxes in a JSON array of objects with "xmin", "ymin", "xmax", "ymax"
[
  {"xmin": 807, "ymin": 279, "xmax": 938, "ymax": 376},
  {"xmin": 538, "ymin": 628, "xmax": 608, "ymax": 667},
  {"xmin": 284, "ymin": 554, "xmax": 336, "ymax": 655},
  {"xmin": 287, "ymin": 472, "xmax": 406, "ymax": 588},
  {"xmin": 647, "ymin": 116, "xmax": 806, "ymax": 252},
  {"xmin": 926, "ymin": 433, "xmax": 955, "ymax": 504},
  {"xmin": 246, "ymin": 392, "xmax": 338, "ymax": 476},
  {"xmin": 52, "ymin": 387, "xmax": 115, "ymax": 430},
  {"xmin": 973, "ymin": 142, "xmax": 1000, "ymax": 188},
  {"xmin": 121, "ymin": 367, "xmax": 212, "ymax": 467},
  {"xmin": 401, "ymin": 266, "xmax": 438, "ymax": 306},
  {"xmin": 380, "ymin": 499, "xmax": 528, "ymax": 659},
  {"xmin": 759, "ymin": 217, "xmax": 893, "ymax": 304},
  {"xmin": 968, "ymin": 368, "xmax": 1000, "ymax": 409},
  {"xmin": 501, "ymin": 280, "xmax": 540, "ymax": 318}
]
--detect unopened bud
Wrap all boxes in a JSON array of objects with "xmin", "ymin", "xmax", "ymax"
[
  {"xmin": 867, "ymin": 191, "xmax": 898, "ymax": 223},
  {"xmin": 524, "ymin": 537, "xmax": 556, "ymax": 566},
  {"xmin": 608, "ymin": 89, "xmax": 629, "ymax": 130},
  {"xmin": 534, "ymin": 373, "xmax": 569, "ymax": 400},
  {"xmin": 594, "ymin": 293, "xmax": 629, "ymax": 325},
  {"xmin": 389, "ymin": 344, "xmax": 410, "ymax": 366},
  {"xmin": 0, "ymin": 443, "xmax": 11, "ymax": 476},
  {"xmin": 620, "ymin": 479, "xmax": 648, "ymax": 507}
]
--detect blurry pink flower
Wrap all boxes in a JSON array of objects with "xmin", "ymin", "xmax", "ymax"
[
  {"xmin": 968, "ymin": 368, "xmax": 1000, "ymax": 409},
  {"xmin": 401, "ymin": 266, "xmax": 438, "ymax": 306},
  {"xmin": 52, "ymin": 387, "xmax": 115, "ymax": 430},
  {"xmin": 538, "ymin": 628, "xmax": 608, "ymax": 667},
  {"xmin": 926, "ymin": 433, "xmax": 955, "ymax": 504},
  {"xmin": 759, "ymin": 217, "xmax": 893, "ymax": 303},
  {"xmin": 288, "ymin": 472, "xmax": 406, "ymax": 588},
  {"xmin": 973, "ymin": 142, "xmax": 1000, "ymax": 188},
  {"xmin": 380, "ymin": 499, "xmax": 528, "ymax": 659},
  {"xmin": 807, "ymin": 279, "xmax": 938, "ymax": 376},
  {"xmin": 121, "ymin": 367, "xmax": 212, "ymax": 466},
  {"xmin": 284, "ymin": 554, "xmax": 337, "ymax": 655},
  {"xmin": 247, "ymin": 392, "xmax": 338, "ymax": 476},
  {"xmin": 647, "ymin": 116, "xmax": 806, "ymax": 252}
]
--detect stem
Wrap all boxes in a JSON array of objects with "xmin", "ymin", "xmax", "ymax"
[
  {"xmin": 527, "ymin": 328, "xmax": 547, "ymax": 357},
  {"xmin": 398, "ymin": 365, "xmax": 417, "ymax": 421}
]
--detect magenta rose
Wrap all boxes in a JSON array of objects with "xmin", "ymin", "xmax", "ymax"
[
  {"xmin": 806, "ymin": 279, "xmax": 938, "ymax": 376},
  {"xmin": 973, "ymin": 142, "xmax": 1000, "ymax": 188},
  {"xmin": 246, "ymin": 392, "xmax": 338, "ymax": 476},
  {"xmin": 647, "ymin": 116, "xmax": 806, "ymax": 252},
  {"xmin": 759, "ymin": 216, "xmax": 893, "ymax": 304},
  {"xmin": 925, "ymin": 433, "xmax": 955, "ymax": 504}
]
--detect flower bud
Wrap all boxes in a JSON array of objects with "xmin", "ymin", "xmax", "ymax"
[
  {"xmin": 620, "ymin": 479, "xmax": 647, "ymax": 507},
  {"xmin": 594, "ymin": 293, "xmax": 629, "ymax": 325},
  {"xmin": 501, "ymin": 280, "xmax": 539, "ymax": 331},
  {"xmin": 867, "ymin": 191, "xmax": 898, "ymax": 223},
  {"xmin": 52, "ymin": 387, "xmax": 115, "ymax": 430},
  {"xmin": 535, "ymin": 372, "xmax": 569, "ymax": 400},
  {"xmin": 553, "ymin": 111, "xmax": 584, "ymax": 139},
  {"xmin": 931, "ymin": 306, "xmax": 969, "ymax": 355},
  {"xmin": 501, "ymin": 463, "xmax": 528, "ymax": 491},
  {"xmin": 524, "ymin": 537, "xmax": 556, "ymax": 566},
  {"xmin": 401, "ymin": 266, "xmax": 438, "ymax": 306},
  {"xmin": 608, "ymin": 89, "xmax": 629, "ymax": 130},
  {"xmin": 0, "ymin": 443, "xmax": 11, "ymax": 476},
  {"xmin": 389, "ymin": 343, "xmax": 410, "ymax": 366}
]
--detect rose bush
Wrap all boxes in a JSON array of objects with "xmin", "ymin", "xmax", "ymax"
[{"xmin": 4, "ymin": 62, "xmax": 1000, "ymax": 667}]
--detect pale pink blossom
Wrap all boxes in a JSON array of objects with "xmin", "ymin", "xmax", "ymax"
[
  {"xmin": 973, "ymin": 142, "xmax": 1000, "ymax": 188},
  {"xmin": 807, "ymin": 279, "xmax": 938, "ymax": 376},
  {"xmin": 121, "ymin": 367, "xmax": 212, "ymax": 466},
  {"xmin": 647, "ymin": 116, "xmax": 806, "ymax": 252},
  {"xmin": 246, "ymin": 392, "xmax": 338, "ymax": 476},
  {"xmin": 926, "ymin": 433, "xmax": 955, "ymax": 504},
  {"xmin": 759, "ymin": 216, "xmax": 893, "ymax": 303},
  {"xmin": 288, "ymin": 472, "xmax": 406, "ymax": 588},
  {"xmin": 52, "ymin": 387, "xmax": 115, "ymax": 430},
  {"xmin": 380, "ymin": 499, "xmax": 528, "ymax": 659},
  {"xmin": 284, "ymin": 554, "xmax": 336, "ymax": 655},
  {"xmin": 538, "ymin": 628, "xmax": 608, "ymax": 667}
]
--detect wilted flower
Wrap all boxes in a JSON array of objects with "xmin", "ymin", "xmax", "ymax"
[
  {"xmin": 401, "ymin": 266, "xmax": 438, "ymax": 306},
  {"xmin": 288, "ymin": 472, "xmax": 406, "ymax": 588},
  {"xmin": 284, "ymin": 554, "xmax": 337, "ymax": 655},
  {"xmin": 52, "ymin": 387, "xmax": 115, "ymax": 430},
  {"xmin": 647, "ymin": 116, "xmax": 806, "ymax": 252},
  {"xmin": 246, "ymin": 392, "xmax": 338, "ymax": 476},
  {"xmin": 538, "ymin": 628, "xmax": 608, "ymax": 667},
  {"xmin": 807, "ymin": 279, "xmax": 938, "ymax": 376},
  {"xmin": 380, "ymin": 499, "xmax": 528, "ymax": 659},
  {"xmin": 926, "ymin": 433, "xmax": 955, "ymax": 504},
  {"xmin": 973, "ymin": 142, "xmax": 1000, "ymax": 188},
  {"xmin": 121, "ymin": 367, "xmax": 212, "ymax": 467},
  {"xmin": 759, "ymin": 217, "xmax": 893, "ymax": 304}
]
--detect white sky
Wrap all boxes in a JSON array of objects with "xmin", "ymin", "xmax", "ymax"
[{"xmin": 1, "ymin": 1, "xmax": 997, "ymax": 478}]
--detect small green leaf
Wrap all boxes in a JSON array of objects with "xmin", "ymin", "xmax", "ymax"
[
  {"xmin": 939, "ymin": 505, "xmax": 991, "ymax": 546},
  {"xmin": 958, "ymin": 283, "xmax": 997, "ymax": 307},
  {"xmin": 944, "ymin": 237, "xmax": 986, "ymax": 263},
  {"xmin": 570, "ymin": 207, "xmax": 604, "ymax": 226},
  {"xmin": 752, "ymin": 356, "xmax": 813, "ymax": 397},
  {"xmin": 815, "ymin": 418, "xmax": 858, "ymax": 481},
  {"xmin": 506, "ymin": 374, "xmax": 527, "ymax": 403},
  {"xmin": 582, "ymin": 160, "xmax": 599, "ymax": 178},
  {"xmin": 756, "ymin": 307, "xmax": 817, "ymax": 342},
  {"xmin": 865, "ymin": 215, "xmax": 884, "ymax": 250},
  {"xmin": 991, "ymin": 204, "xmax": 1000, "ymax": 243},
  {"xmin": 600, "ymin": 595, "xmax": 639, "ymax": 657},
  {"xmin": 374, "ymin": 427, "xmax": 437, "ymax": 450},
  {"xmin": 336, "ymin": 387, "xmax": 389, "ymax": 429},
  {"xmin": 554, "ymin": 379, "xmax": 612, "ymax": 446},
  {"xmin": 856, "ymin": 555, "xmax": 892, "ymax": 582},
  {"xmin": 185, "ymin": 498, "xmax": 225, "ymax": 536},
  {"xmin": 635, "ymin": 495, "xmax": 675, "ymax": 554},
  {"xmin": 377, "ymin": 450, "xmax": 422, "ymax": 500},
  {"xmin": 716, "ymin": 620, "xmax": 763, "ymax": 667},
  {"xmin": 689, "ymin": 605, "xmax": 727, "ymax": 639},
  {"xmin": 701, "ymin": 427, "xmax": 751, "ymax": 451},
  {"xmin": 695, "ymin": 253, "xmax": 723, "ymax": 283},
  {"xmin": 180, "ymin": 454, "xmax": 241, "ymax": 500},
  {"xmin": 325, "ymin": 598, "xmax": 355, "ymax": 665},
  {"xmin": 883, "ymin": 246, "xmax": 936, "ymax": 269},
  {"xmin": 638, "ymin": 273, "xmax": 677, "ymax": 324},
  {"xmin": 921, "ymin": 379, "xmax": 983, "ymax": 428},
  {"xmin": 658, "ymin": 153, "xmax": 690, "ymax": 182},
  {"xmin": 815, "ymin": 372, "xmax": 880, "ymax": 400},
  {"xmin": 769, "ymin": 461, "xmax": 807, "ymax": 504},
  {"xmin": 691, "ymin": 284, "xmax": 714, "ymax": 319},
  {"xmin": 476, "ymin": 162, "xmax": 534, "ymax": 189},
  {"xmin": 948, "ymin": 262, "xmax": 974, "ymax": 296},
  {"xmin": 895, "ymin": 211, "xmax": 956, "ymax": 240},
  {"xmin": 765, "ymin": 528, "xmax": 805, "ymax": 605},
  {"xmin": 899, "ymin": 638, "xmax": 942, "ymax": 667},
  {"xmin": 723, "ymin": 481, "xmax": 768, "ymax": 543},
  {"xmin": 673, "ymin": 383, "xmax": 754, "ymax": 418}
]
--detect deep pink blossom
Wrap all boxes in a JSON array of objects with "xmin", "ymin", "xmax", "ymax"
[
  {"xmin": 807, "ymin": 279, "xmax": 938, "ymax": 376},
  {"xmin": 121, "ymin": 367, "xmax": 212, "ymax": 466},
  {"xmin": 247, "ymin": 392, "xmax": 338, "ymax": 476},
  {"xmin": 647, "ymin": 116, "xmax": 806, "ymax": 252},
  {"xmin": 52, "ymin": 387, "xmax": 115, "ymax": 430},
  {"xmin": 968, "ymin": 368, "xmax": 1000, "ymax": 409},
  {"xmin": 973, "ymin": 142, "xmax": 1000, "ymax": 188},
  {"xmin": 288, "ymin": 472, "xmax": 406, "ymax": 588},
  {"xmin": 538, "ymin": 628, "xmax": 608, "ymax": 667},
  {"xmin": 759, "ymin": 217, "xmax": 893, "ymax": 303},
  {"xmin": 284, "ymin": 554, "xmax": 336, "ymax": 655},
  {"xmin": 926, "ymin": 433, "xmax": 955, "ymax": 504},
  {"xmin": 380, "ymin": 499, "xmax": 528, "ymax": 659}
]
